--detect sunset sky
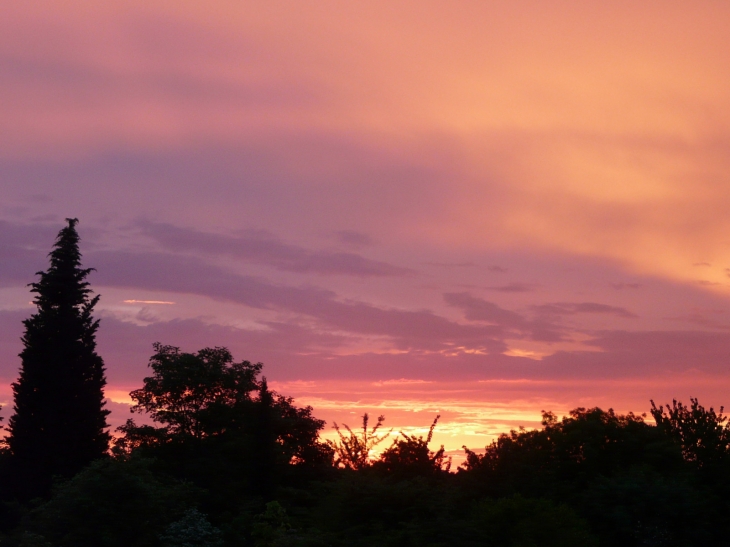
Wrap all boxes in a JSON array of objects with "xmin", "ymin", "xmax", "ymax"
[{"xmin": 2, "ymin": 1, "xmax": 730, "ymax": 457}]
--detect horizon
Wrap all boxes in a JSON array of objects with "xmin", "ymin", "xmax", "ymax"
[{"xmin": 2, "ymin": 1, "xmax": 730, "ymax": 458}]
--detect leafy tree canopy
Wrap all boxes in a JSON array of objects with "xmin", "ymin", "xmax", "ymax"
[
  {"xmin": 115, "ymin": 344, "xmax": 332, "ymax": 479},
  {"xmin": 128, "ymin": 343, "xmax": 262, "ymax": 439},
  {"xmin": 650, "ymin": 397, "xmax": 730, "ymax": 468}
]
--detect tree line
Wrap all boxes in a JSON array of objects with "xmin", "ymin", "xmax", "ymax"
[{"xmin": 0, "ymin": 219, "xmax": 729, "ymax": 546}]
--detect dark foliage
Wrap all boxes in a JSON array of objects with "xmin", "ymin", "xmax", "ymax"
[
  {"xmin": 114, "ymin": 344, "xmax": 332, "ymax": 505},
  {"xmin": 459, "ymin": 406, "xmax": 721, "ymax": 546},
  {"xmin": 6, "ymin": 219, "xmax": 110, "ymax": 498},
  {"xmin": 127, "ymin": 344, "xmax": 262, "ymax": 439},
  {"xmin": 327, "ymin": 413, "xmax": 391, "ymax": 470},
  {"xmin": 21, "ymin": 458, "xmax": 195, "ymax": 547},
  {"xmin": 160, "ymin": 508, "xmax": 224, "ymax": 547},
  {"xmin": 373, "ymin": 415, "xmax": 451, "ymax": 478},
  {"xmin": 461, "ymin": 408, "xmax": 685, "ymax": 490},
  {"xmin": 293, "ymin": 473, "xmax": 596, "ymax": 547},
  {"xmin": 470, "ymin": 495, "xmax": 598, "ymax": 547},
  {"xmin": 650, "ymin": 397, "xmax": 730, "ymax": 468}
]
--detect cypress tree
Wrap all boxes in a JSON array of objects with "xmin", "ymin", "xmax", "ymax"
[{"xmin": 7, "ymin": 218, "xmax": 110, "ymax": 496}]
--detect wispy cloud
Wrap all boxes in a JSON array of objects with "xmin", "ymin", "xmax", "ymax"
[
  {"xmin": 424, "ymin": 261, "xmax": 477, "ymax": 268},
  {"xmin": 333, "ymin": 230, "xmax": 373, "ymax": 248},
  {"xmin": 86, "ymin": 250, "xmax": 503, "ymax": 352},
  {"xmin": 123, "ymin": 299, "xmax": 175, "ymax": 305},
  {"xmin": 443, "ymin": 292, "xmax": 563, "ymax": 342},
  {"xmin": 138, "ymin": 221, "xmax": 412, "ymax": 278},
  {"xmin": 532, "ymin": 302, "xmax": 637, "ymax": 318},
  {"xmin": 488, "ymin": 282, "xmax": 536, "ymax": 293},
  {"xmin": 610, "ymin": 282, "xmax": 642, "ymax": 290}
]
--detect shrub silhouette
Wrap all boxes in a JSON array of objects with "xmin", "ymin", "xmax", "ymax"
[
  {"xmin": 327, "ymin": 413, "xmax": 391, "ymax": 470},
  {"xmin": 374, "ymin": 415, "xmax": 451, "ymax": 477}
]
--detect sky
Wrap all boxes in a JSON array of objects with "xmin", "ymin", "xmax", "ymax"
[{"xmin": 2, "ymin": 1, "xmax": 730, "ymax": 457}]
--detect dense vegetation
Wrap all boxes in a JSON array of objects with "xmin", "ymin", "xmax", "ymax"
[
  {"xmin": 3, "ymin": 356, "xmax": 730, "ymax": 547},
  {"xmin": 2, "ymin": 220, "xmax": 730, "ymax": 546}
]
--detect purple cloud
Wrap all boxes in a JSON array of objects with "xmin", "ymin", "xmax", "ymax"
[
  {"xmin": 0, "ymin": 220, "xmax": 59, "ymax": 248},
  {"xmin": 444, "ymin": 292, "xmax": 563, "ymax": 342},
  {"xmin": 444, "ymin": 292, "xmax": 525, "ymax": 325},
  {"xmin": 488, "ymin": 282, "xmax": 536, "ymax": 293},
  {"xmin": 86, "ymin": 250, "xmax": 503, "ymax": 352},
  {"xmin": 138, "ymin": 221, "xmax": 412, "ymax": 277},
  {"xmin": 532, "ymin": 302, "xmax": 637, "ymax": 318},
  {"xmin": 90, "ymin": 250, "xmax": 336, "ymax": 309},
  {"xmin": 424, "ymin": 261, "xmax": 477, "ymax": 268},
  {"xmin": 610, "ymin": 282, "xmax": 642, "ymax": 290},
  {"xmin": 0, "ymin": 220, "xmax": 64, "ymax": 287},
  {"xmin": 541, "ymin": 330, "xmax": 730, "ymax": 378},
  {"xmin": 334, "ymin": 230, "xmax": 373, "ymax": 248}
]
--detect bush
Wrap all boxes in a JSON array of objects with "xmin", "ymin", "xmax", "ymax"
[{"xmin": 27, "ymin": 458, "xmax": 195, "ymax": 547}]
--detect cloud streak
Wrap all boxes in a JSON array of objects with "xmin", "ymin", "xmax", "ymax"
[
  {"xmin": 444, "ymin": 292, "xmax": 564, "ymax": 342},
  {"xmin": 532, "ymin": 302, "xmax": 637, "ymax": 319},
  {"xmin": 86, "ymin": 250, "xmax": 502, "ymax": 352},
  {"xmin": 138, "ymin": 221, "xmax": 412, "ymax": 277}
]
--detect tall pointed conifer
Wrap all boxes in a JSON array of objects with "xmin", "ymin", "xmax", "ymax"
[{"xmin": 8, "ymin": 218, "xmax": 110, "ymax": 495}]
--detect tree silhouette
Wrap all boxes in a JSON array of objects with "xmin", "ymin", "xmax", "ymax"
[
  {"xmin": 7, "ymin": 218, "xmax": 110, "ymax": 497},
  {"xmin": 115, "ymin": 344, "xmax": 331, "ymax": 498},
  {"xmin": 650, "ymin": 397, "xmax": 730, "ymax": 467},
  {"xmin": 375, "ymin": 415, "xmax": 451, "ymax": 477},
  {"xmin": 327, "ymin": 413, "xmax": 391, "ymax": 470},
  {"xmin": 127, "ymin": 343, "xmax": 262, "ymax": 439}
]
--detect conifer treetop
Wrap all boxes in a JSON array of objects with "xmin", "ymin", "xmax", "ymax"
[{"xmin": 30, "ymin": 217, "xmax": 96, "ymax": 313}]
